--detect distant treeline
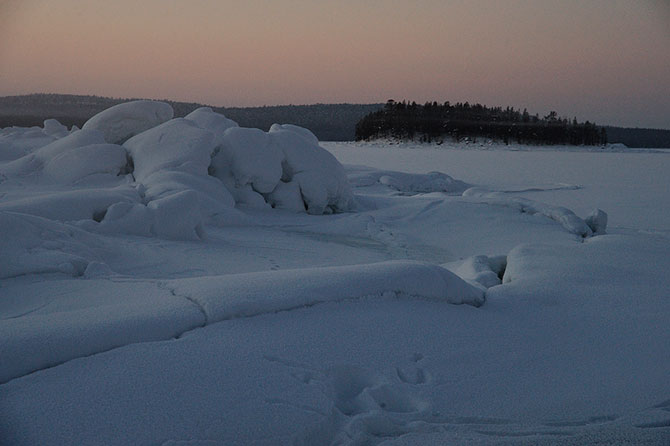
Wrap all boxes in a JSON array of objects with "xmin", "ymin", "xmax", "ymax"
[
  {"xmin": 356, "ymin": 100, "xmax": 607, "ymax": 145},
  {"xmin": 1, "ymin": 94, "xmax": 669, "ymax": 147},
  {"xmin": 603, "ymin": 126, "xmax": 670, "ymax": 149},
  {"xmin": 0, "ymin": 93, "xmax": 381, "ymax": 141}
]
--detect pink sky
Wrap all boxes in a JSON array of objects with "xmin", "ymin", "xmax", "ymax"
[{"xmin": 1, "ymin": 0, "xmax": 668, "ymax": 128}]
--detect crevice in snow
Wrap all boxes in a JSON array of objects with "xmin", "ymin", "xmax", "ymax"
[
  {"xmin": 157, "ymin": 282, "xmax": 209, "ymax": 327},
  {"xmin": 445, "ymin": 254, "xmax": 508, "ymax": 290},
  {"xmin": 118, "ymin": 151, "xmax": 134, "ymax": 177}
]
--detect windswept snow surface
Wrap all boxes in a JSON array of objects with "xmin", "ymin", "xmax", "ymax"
[
  {"xmin": 82, "ymin": 100, "xmax": 174, "ymax": 144},
  {"xmin": 1, "ymin": 122, "xmax": 670, "ymax": 445}
]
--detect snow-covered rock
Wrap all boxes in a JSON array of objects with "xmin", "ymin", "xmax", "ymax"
[
  {"xmin": 82, "ymin": 100, "xmax": 174, "ymax": 144},
  {"xmin": 269, "ymin": 123, "xmax": 319, "ymax": 145},
  {"xmin": 211, "ymin": 127, "xmax": 284, "ymax": 194},
  {"xmin": 446, "ymin": 254, "xmax": 507, "ymax": 289},
  {"xmin": 42, "ymin": 119, "xmax": 69, "ymax": 138},
  {"xmin": 124, "ymin": 118, "xmax": 216, "ymax": 181},
  {"xmin": 142, "ymin": 170, "xmax": 235, "ymax": 215},
  {"xmin": 0, "ymin": 127, "xmax": 55, "ymax": 161},
  {"xmin": 270, "ymin": 128, "xmax": 353, "ymax": 214},
  {"xmin": 586, "ymin": 208, "xmax": 608, "ymax": 235},
  {"xmin": 184, "ymin": 107, "xmax": 238, "ymax": 145},
  {"xmin": 33, "ymin": 128, "xmax": 107, "ymax": 161},
  {"xmin": 42, "ymin": 143, "xmax": 128, "ymax": 183}
]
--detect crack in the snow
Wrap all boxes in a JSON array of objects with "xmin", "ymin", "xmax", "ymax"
[{"xmin": 157, "ymin": 281, "xmax": 209, "ymax": 326}]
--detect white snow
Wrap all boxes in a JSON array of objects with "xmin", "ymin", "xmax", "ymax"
[
  {"xmin": 211, "ymin": 126, "xmax": 283, "ymax": 194},
  {"xmin": 348, "ymin": 165, "xmax": 470, "ymax": 195},
  {"xmin": 123, "ymin": 117, "xmax": 215, "ymax": 181},
  {"xmin": 82, "ymin": 100, "xmax": 174, "ymax": 144},
  {"xmin": 184, "ymin": 106, "xmax": 239, "ymax": 145},
  {"xmin": 271, "ymin": 128, "xmax": 353, "ymax": 214},
  {"xmin": 2, "ymin": 113, "xmax": 670, "ymax": 445},
  {"xmin": 42, "ymin": 143, "xmax": 128, "ymax": 183},
  {"xmin": 586, "ymin": 208, "xmax": 608, "ymax": 235},
  {"xmin": 269, "ymin": 122, "xmax": 320, "ymax": 145},
  {"xmin": 41, "ymin": 119, "xmax": 69, "ymax": 138},
  {"xmin": 463, "ymin": 187, "xmax": 594, "ymax": 237}
]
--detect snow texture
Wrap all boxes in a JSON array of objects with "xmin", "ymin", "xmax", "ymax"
[
  {"xmin": 348, "ymin": 165, "xmax": 470, "ymax": 195},
  {"xmin": 586, "ymin": 208, "xmax": 608, "ymax": 235},
  {"xmin": 2, "ymin": 122, "xmax": 670, "ymax": 445},
  {"xmin": 82, "ymin": 100, "xmax": 174, "ymax": 144},
  {"xmin": 270, "ymin": 128, "xmax": 353, "ymax": 214},
  {"xmin": 167, "ymin": 260, "xmax": 485, "ymax": 323},
  {"xmin": 463, "ymin": 187, "xmax": 594, "ymax": 237},
  {"xmin": 0, "ymin": 261, "xmax": 482, "ymax": 383},
  {"xmin": 184, "ymin": 106, "xmax": 239, "ymax": 145}
]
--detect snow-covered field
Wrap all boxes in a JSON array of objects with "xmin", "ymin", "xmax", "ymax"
[{"xmin": 1, "ymin": 103, "xmax": 669, "ymax": 445}]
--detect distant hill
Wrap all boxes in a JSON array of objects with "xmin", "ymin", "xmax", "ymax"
[
  {"xmin": 603, "ymin": 126, "xmax": 670, "ymax": 149},
  {"xmin": 0, "ymin": 93, "xmax": 382, "ymax": 141},
  {"xmin": 0, "ymin": 93, "xmax": 668, "ymax": 146}
]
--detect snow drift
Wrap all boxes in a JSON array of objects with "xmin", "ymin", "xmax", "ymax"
[
  {"xmin": 0, "ymin": 261, "xmax": 483, "ymax": 383},
  {"xmin": 0, "ymin": 101, "xmax": 355, "ymax": 241}
]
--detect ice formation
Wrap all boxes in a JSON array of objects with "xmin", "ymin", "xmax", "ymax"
[{"xmin": 0, "ymin": 101, "xmax": 355, "ymax": 243}]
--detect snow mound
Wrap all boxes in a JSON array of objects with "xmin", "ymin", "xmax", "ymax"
[
  {"xmin": 586, "ymin": 208, "xmax": 608, "ymax": 235},
  {"xmin": 211, "ymin": 126, "xmax": 283, "ymax": 195},
  {"xmin": 446, "ymin": 255, "xmax": 507, "ymax": 289},
  {"xmin": 210, "ymin": 125, "xmax": 354, "ymax": 214},
  {"xmin": 124, "ymin": 118, "xmax": 215, "ymax": 181},
  {"xmin": 167, "ymin": 260, "xmax": 485, "ymax": 323},
  {"xmin": 270, "ymin": 128, "xmax": 353, "ymax": 214},
  {"xmin": 42, "ymin": 119, "xmax": 69, "ymax": 138},
  {"xmin": 269, "ymin": 123, "xmax": 319, "ymax": 145},
  {"xmin": 42, "ymin": 143, "xmax": 128, "ymax": 183},
  {"xmin": 142, "ymin": 170, "xmax": 236, "ymax": 217},
  {"xmin": 0, "ymin": 125, "xmax": 58, "ymax": 161},
  {"xmin": 348, "ymin": 166, "xmax": 470, "ymax": 195},
  {"xmin": 184, "ymin": 107, "xmax": 238, "ymax": 145},
  {"xmin": 82, "ymin": 100, "xmax": 174, "ymax": 144},
  {"xmin": 121, "ymin": 117, "xmax": 240, "ymax": 232},
  {"xmin": 463, "ymin": 187, "xmax": 594, "ymax": 237},
  {"xmin": 0, "ymin": 211, "xmax": 98, "ymax": 279},
  {"xmin": 1, "ymin": 129, "xmax": 108, "ymax": 178},
  {"xmin": 1, "ymin": 104, "xmax": 355, "ymax": 244}
]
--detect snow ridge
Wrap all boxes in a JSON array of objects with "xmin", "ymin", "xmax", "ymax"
[
  {"xmin": 463, "ymin": 187, "xmax": 594, "ymax": 237},
  {"xmin": 0, "ymin": 261, "xmax": 483, "ymax": 384}
]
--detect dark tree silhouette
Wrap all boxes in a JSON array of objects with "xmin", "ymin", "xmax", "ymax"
[{"xmin": 355, "ymin": 100, "xmax": 607, "ymax": 146}]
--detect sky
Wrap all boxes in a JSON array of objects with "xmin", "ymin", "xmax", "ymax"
[{"xmin": 0, "ymin": 0, "xmax": 669, "ymax": 128}]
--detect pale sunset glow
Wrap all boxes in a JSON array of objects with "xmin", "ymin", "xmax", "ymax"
[{"xmin": 1, "ymin": 0, "xmax": 669, "ymax": 127}]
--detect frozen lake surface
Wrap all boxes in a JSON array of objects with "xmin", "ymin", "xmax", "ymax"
[{"xmin": 1, "ymin": 107, "xmax": 669, "ymax": 445}]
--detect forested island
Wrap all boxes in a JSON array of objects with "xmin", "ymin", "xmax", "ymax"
[{"xmin": 355, "ymin": 100, "xmax": 607, "ymax": 145}]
